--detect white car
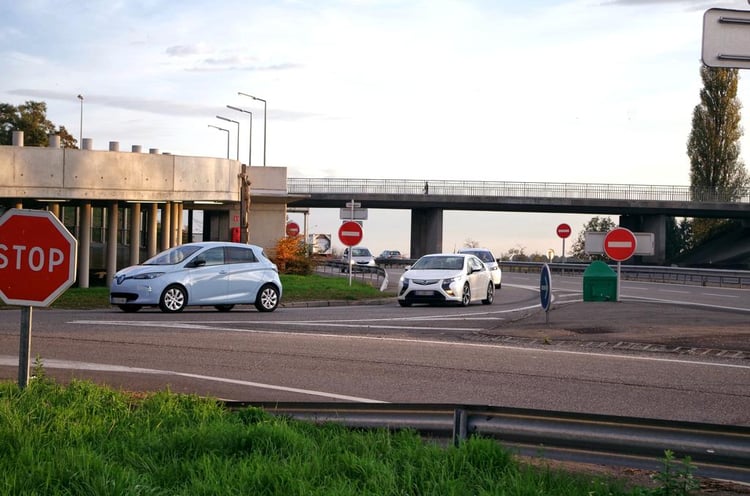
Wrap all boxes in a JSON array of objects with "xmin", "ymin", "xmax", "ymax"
[
  {"xmin": 457, "ymin": 248, "xmax": 502, "ymax": 288},
  {"xmin": 397, "ymin": 253, "xmax": 494, "ymax": 307},
  {"xmin": 110, "ymin": 242, "xmax": 282, "ymax": 313},
  {"xmin": 341, "ymin": 246, "xmax": 377, "ymax": 271}
]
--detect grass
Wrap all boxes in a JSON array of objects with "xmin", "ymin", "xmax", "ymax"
[
  {"xmin": 0, "ymin": 274, "xmax": 392, "ymax": 310},
  {"xmin": 0, "ymin": 377, "xmax": 656, "ymax": 495}
]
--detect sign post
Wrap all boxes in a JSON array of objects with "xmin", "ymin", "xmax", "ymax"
[
  {"xmin": 540, "ymin": 264, "xmax": 552, "ymax": 324},
  {"xmin": 603, "ymin": 227, "xmax": 637, "ymax": 302},
  {"xmin": 0, "ymin": 209, "xmax": 78, "ymax": 388},
  {"xmin": 338, "ymin": 220, "xmax": 363, "ymax": 286}
]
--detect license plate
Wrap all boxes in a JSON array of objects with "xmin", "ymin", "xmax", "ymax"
[
  {"xmin": 414, "ymin": 290, "xmax": 433, "ymax": 296},
  {"xmin": 111, "ymin": 297, "xmax": 127, "ymax": 304}
]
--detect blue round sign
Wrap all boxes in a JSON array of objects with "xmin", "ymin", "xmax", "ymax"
[{"xmin": 540, "ymin": 264, "xmax": 552, "ymax": 311}]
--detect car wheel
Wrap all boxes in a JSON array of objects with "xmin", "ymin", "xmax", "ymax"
[
  {"xmin": 482, "ymin": 282, "xmax": 494, "ymax": 305},
  {"xmin": 214, "ymin": 304, "xmax": 234, "ymax": 312},
  {"xmin": 461, "ymin": 283, "xmax": 471, "ymax": 306},
  {"xmin": 118, "ymin": 304, "xmax": 141, "ymax": 313},
  {"xmin": 159, "ymin": 285, "xmax": 187, "ymax": 313},
  {"xmin": 398, "ymin": 300, "xmax": 411, "ymax": 307},
  {"xmin": 495, "ymin": 282, "xmax": 502, "ymax": 289},
  {"xmin": 255, "ymin": 284, "xmax": 279, "ymax": 312}
]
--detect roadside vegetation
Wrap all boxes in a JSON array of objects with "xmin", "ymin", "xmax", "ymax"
[{"xmin": 0, "ymin": 374, "xmax": 689, "ymax": 495}]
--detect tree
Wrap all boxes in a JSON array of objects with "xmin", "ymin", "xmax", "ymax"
[
  {"xmin": 463, "ymin": 238, "xmax": 480, "ymax": 248},
  {"xmin": 0, "ymin": 100, "xmax": 77, "ymax": 148},
  {"xmin": 687, "ymin": 65, "xmax": 748, "ymax": 202},
  {"xmin": 570, "ymin": 216, "xmax": 616, "ymax": 260}
]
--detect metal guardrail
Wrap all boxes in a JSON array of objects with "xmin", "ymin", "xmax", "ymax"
[
  {"xmin": 500, "ymin": 261, "xmax": 750, "ymax": 288},
  {"xmin": 225, "ymin": 402, "xmax": 750, "ymax": 484},
  {"xmin": 288, "ymin": 178, "xmax": 750, "ymax": 203},
  {"xmin": 315, "ymin": 260, "xmax": 389, "ymax": 290}
]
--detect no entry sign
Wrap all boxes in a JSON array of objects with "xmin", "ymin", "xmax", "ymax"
[
  {"xmin": 338, "ymin": 221, "xmax": 363, "ymax": 247},
  {"xmin": 603, "ymin": 227, "xmax": 637, "ymax": 262},
  {"xmin": 556, "ymin": 223, "xmax": 572, "ymax": 239},
  {"xmin": 286, "ymin": 221, "xmax": 300, "ymax": 237},
  {"xmin": 0, "ymin": 209, "xmax": 78, "ymax": 306}
]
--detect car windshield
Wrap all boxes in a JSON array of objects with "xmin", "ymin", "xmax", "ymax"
[
  {"xmin": 144, "ymin": 245, "xmax": 203, "ymax": 265},
  {"xmin": 411, "ymin": 256, "xmax": 464, "ymax": 270},
  {"xmin": 464, "ymin": 251, "xmax": 495, "ymax": 263},
  {"xmin": 352, "ymin": 248, "xmax": 372, "ymax": 257}
]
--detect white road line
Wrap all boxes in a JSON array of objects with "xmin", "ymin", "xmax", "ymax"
[
  {"xmin": 69, "ymin": 320, "xmax": 750, "ymax": 371},
  {"xmin": 702, "ymin": 293, "xmax": 739, "ymax": 298},
  {"xmin": 658, "ymin": 289, "xmax": 690, "ymax": 294},
  {"xmin": 0, "ymin": 356, "xmax": 386, "ymax": 403}
]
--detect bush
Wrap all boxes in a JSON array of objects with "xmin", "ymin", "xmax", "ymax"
[{"xmin": 272, "ymin": 235, "xmax": 315, "ymax": 275}]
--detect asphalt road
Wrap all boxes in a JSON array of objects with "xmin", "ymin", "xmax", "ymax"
[{"xmin": 1, "ymin": 272, "xmax": 748, "ymax": 425}]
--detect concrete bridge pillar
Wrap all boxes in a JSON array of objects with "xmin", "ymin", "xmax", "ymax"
[
  {"xmin": 620, "ymin": 214, "xmax": 666, "ymax": 264},
  {"xmin": 410, "ymin": 208, "xmax": 443, "ymax": 258}
]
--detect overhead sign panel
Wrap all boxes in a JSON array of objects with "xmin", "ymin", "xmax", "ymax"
[{"xmin": 702, "ymin": 8, "xmax": 750, "ymax": 69}]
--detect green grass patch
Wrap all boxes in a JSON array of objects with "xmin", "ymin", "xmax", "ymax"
[
  {"xmin": 0, "ymin": 378, "xmax": 651, "ymax": 495},
  {"xmin": 0, "ymin": 275, "xmax": 391, "ymax": 310}
]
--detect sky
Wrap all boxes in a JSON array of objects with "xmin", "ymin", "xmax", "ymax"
[{"xmin": 2, "ymin": 0, "xmax": 749, "ymax": 258}]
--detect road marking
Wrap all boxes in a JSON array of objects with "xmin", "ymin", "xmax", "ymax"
[
  {"xmin": 658, "ymin": 289, "xmax": 690, "ymax": 294},
  {"xmin": 0, "ymin": 355, "xmax": 386, "ymax": 403},
  {"xmin": 69, "ymin": 319, "xmax": 750, "ymax": 371},
  {"xmin": 702, "ymin": 293, "xmax": 739, "ymax": 298}
]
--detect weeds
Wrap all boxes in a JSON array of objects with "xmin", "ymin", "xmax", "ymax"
[{"xmin": 650, "ymin": 449, "xmax": 699, "ymax": 496}]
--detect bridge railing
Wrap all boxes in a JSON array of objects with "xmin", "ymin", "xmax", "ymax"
[{"xmin": 288, "ymin": 178, "xmax": 750, "ymax": 203}]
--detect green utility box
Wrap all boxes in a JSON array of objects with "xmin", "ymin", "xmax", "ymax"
[{"xmin": 582, "ymin": 261, "xmax": 617, "ymax": 301}]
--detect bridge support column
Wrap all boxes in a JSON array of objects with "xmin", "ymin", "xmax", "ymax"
[
  {"xmin": 620, "ymin": 214, "xmax": 666, "ymax": 264},
  {"xmin": 410, "ymin": 208, "xmax": 443, "ymax": 259}
]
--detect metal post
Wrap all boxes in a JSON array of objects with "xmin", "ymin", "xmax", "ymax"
[
  {"xmin": 208, "ymin": 124, "xmax": 230, "ymax": 159},
  {"xmin": 18, "ymin": 307, "xmax": 32, "ymax": 388},
  {"xmin": 77, "ymin": 94, "xmax": 84, "ymax": 149},
  {"xmin": 216, "ymin": 116, "xmax": 240, "ymax": 161},
  {"xmin": 238, "ymin": 92, "xmax": 266, "ymax": 165},
  {"xmin": 227, "ymin": 105, "xmax": 253, "ymax": 166}
]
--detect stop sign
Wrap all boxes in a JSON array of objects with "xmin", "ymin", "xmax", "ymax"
[
  {"xmin": 286, "ymin": 221, "xmax": 300, "ymax": 237},
  {"xmin": 603, "ymin": 227, "xmax": 637, "ymax": 262},
  {"xmin": 556, "ymin": 223, "xmax": 572, "ymax": 239},
  {"xmin": 0, "ymin": 209, "xmax": 78, "ymax": 306},
  {"xmin": 338, "ymin": 221, "xmax": 363, "ymax": 247}
]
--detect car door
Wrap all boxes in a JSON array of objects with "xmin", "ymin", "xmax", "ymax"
[
  {"xmin": 467, "ymin": 256, "xmax": 489, "ymax": 301},
  {"xmin": 225, "ymin": 245, "xmax": 265, "ymax": 303},
  {"xmin": 186, "ymin": 247, "xmax": 230, "ymax": 304}
]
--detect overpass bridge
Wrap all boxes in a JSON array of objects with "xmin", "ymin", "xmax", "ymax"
[{"xmin": 287, "ymin": 178, "xmax": 750, "ymax": 264}]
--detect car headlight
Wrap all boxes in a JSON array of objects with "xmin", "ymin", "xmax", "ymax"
[
  {"xmin": 399, "ymin": 276, "xmax": 410, "ymax": 285},
  {"xmin": 133, "ymin": 272, "xmax": 165, "ymax": 280},
  {"xmin": 441, "ymin": 276, "xmax": 460, "ymax": 293}
]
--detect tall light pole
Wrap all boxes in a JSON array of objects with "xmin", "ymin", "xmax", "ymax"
[
  {"xmin": 238, "ymin": 92, "xmax": 266, "ymax": 166},
  {"xmin": 226, "ymin": 105, "xmax": 252, "ymax": 166},
  {"xmin": 216, "ymin": 115, "xmax": 240, "ymax": 161},
  {"xmin": 77, "ymin": 94, "xmax": 84, "ymax": 149},
  {"xmin": 207, "ymin": 124, "xmax": 230, "ymax": 159}
]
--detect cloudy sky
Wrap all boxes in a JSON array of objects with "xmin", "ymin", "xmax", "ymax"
[{"xmin": 2, "ymin": 0, "xmax": 748, "ymax": 257}]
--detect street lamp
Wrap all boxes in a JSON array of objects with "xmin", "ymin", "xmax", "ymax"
[
  {"xmin": 238, "ymin": 92, "xmax": 266, "ymax": 166},
  {"xmin": 215, "ymin": 115, "xmax": 240, "ymax": 161},
  {"xmin": 226, "ymin": 105, "xmax": 252, "ymax": 166},
  {"xmin": 207, "ymin": 124, "xmax": 230, "ymax": 159},
  {"xmin": 77, "ymin": 94, "xmax": 84, "ymax": 149}
]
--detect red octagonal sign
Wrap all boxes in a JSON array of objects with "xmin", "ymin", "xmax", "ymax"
[
  {"xmin": 603, "ymin": 227, "xmax": 637, "ymax": 262},
  {"xmin": 0, "ymin": 209, "xmax": 78, "ymax": 307}
]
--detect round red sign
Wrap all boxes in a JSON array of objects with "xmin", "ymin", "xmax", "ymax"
[
  {"xmin": 603, "ymin": 227, "xmax": 637, "ymax": 262},
  {"xmin": 338, "ymin": 221, "xmax": 363, "ymax": 247},
  {"xmin": 285, "ymin": 221, "xmax": 300, "ymax": 237},
  {"xmin": 0, "ymin": 209, "xmax": 78, "ymax": 306},
  {"xmin": 556, "ymin": 223, "xmax": 572, "ymax": 239}
]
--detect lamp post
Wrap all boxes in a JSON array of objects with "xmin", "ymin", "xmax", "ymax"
[
  {"xmin": 226, "ymin": 105, "xmax": 252, "ymax": 166},
  {"xmin": 216, "ymin": 115, "xmax": 240, "ymax": 161},
  {"xmin": 238, "ymin": 92, "xmax": 266, "ymax": 166},
  {"xmin": 77, "ymin": 94, "xmax": 84, "ymax": 149},
  {"xmin": 207, "ymin": 124, "xmax": 230, "ymax": 159}
]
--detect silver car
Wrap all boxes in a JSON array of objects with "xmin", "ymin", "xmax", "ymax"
[
  {"xmin": 397, "ymin": 253, "xmax": 494, "ymax": 307},
  {"xmin": 341, "ymin": 246, "xmax": 377, "ymax": 272},
  {"xmin": 110, "ymin": 242, "xmax": 282, "ymax": 313}
]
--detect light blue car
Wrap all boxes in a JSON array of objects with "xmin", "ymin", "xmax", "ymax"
[{"xmin": 110, "ymin": 242, "xmax": 282, "ymax": 313}]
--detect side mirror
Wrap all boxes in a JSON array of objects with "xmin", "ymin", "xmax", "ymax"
[{"xmin": 188, "ymin": 258, "xmax": 206, "ymax": 268}]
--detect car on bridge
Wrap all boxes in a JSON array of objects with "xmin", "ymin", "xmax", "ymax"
[{"xmin": 397, "ymin": 253, "xmax": 494, "ymax": 307}]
